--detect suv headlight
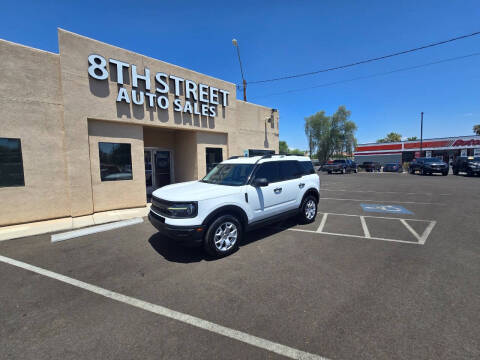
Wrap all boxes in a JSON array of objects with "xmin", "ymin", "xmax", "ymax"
[{"xmin": 167, "ymin": 202, "xmax": 198, "ymax": 218}]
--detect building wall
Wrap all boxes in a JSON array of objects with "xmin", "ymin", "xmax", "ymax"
[
  {"xmin": 230, "ymin": 101, "xmax": 279, "ymax": 157},
  {"xmin": 88, "ymin": 120, "xmax": 146, "ymax": 212},
  {"xmin": 57, "ymin": 29, "xmax": 238, "ymax": 217},
  {"xmin": 0, "ymin": 30, "xmax": 280, "ymax": 227},
  {"xmin": 0, "ymin": 40, "xmax": 70, "ymax": 226},
  {"xmin": 174, "ymin": 131, "xmax": 198, "ymax": 182},
  {"xmin": 143, "ymin": 127, "xmax": 176, "ymax": 149},
  {"xmin": 354, "ymin": 154, "xmax": 402, "ymax": 166}
]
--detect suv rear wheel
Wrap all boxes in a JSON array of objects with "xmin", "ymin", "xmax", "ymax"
[
  {"xmin": 299, "ymin": 195, "xmax": 318, "ymax": 224},
  {"xmin": 204, "ymin": 214, "xmax": 242, "ymax": 257}
]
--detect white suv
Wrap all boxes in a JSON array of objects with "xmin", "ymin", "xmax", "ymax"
[{"xmin": 148, "ymin": 155, "xmax": 320, "ymax": 257}]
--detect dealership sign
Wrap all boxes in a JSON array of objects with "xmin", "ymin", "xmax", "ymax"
[
  {"xmin": 451, "ymin": 139, "xmax": 480, "ymax": 147},
  {"xmin": 87, "ymin": 54, "xmax": 229, "ymax": 117}
]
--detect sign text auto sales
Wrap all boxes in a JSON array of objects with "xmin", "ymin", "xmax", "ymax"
[{"xmin": 88, "ymin": 54, "xmax": 230, "ymax": 117}]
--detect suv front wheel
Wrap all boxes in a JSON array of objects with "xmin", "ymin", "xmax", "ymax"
[
  {"xmin": 299, "ymin": 195, "xmax": 318, "ymax": 224},
  {"xmin": 204, "ymin": 214, "xmax": 242, "ymax": 257}
]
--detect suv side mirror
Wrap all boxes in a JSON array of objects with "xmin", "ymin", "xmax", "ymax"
[{"xmin": 253, "ymin": 178, "xmax": 268, "ymax": 187}]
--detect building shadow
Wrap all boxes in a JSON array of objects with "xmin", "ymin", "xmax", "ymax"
[{"xmin": 147, "ymin": 218, "xmax": 299, "ymax": 263}]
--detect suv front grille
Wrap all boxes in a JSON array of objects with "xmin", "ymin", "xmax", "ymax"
[{"xmin": 151, "ymin": 197, "xmax": 174, "ymax": 217}]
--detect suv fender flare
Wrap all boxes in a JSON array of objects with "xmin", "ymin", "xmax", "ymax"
[
  {"xmin": 301, "ymin": 188, "xmax": 319, "ymax": 206},
  {"xmin": 202, "ymin": 205, "xmax": 249, "ymax": 230}
]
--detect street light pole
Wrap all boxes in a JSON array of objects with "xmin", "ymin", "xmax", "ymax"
[
  {"xmin": 232, "ymin": 39, "xmax": 247, "ymax": 101},
  {"xmin": 420, "ymin": 112, "xmax": 424, "ymax": 156}
]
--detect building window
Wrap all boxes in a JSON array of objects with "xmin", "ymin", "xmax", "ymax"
[
  {"xmin": 0, "ymin": 138, "xmax": 25, "ymax": 187},
  {"xmin": 99, "ymin": 142, "xmax": 133, "ymax": 181},
  {"xmin": 206, "ymin": 147, "xmax": 223, "ymax": 173}
]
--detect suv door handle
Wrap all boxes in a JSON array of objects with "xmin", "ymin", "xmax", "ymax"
[
  {"xmin": 274, "ymin": 187, "xmax": 282, "ymax": 194},
  {"xmin": 299, "ymin": 183, "xmax": 305, "ymax": 189}
]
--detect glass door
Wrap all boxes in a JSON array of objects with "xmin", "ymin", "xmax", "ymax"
[
  {"xmin": 144, "ymin": 150, "xmax": 154, "ymax": 197},
  {"xmin": 154, "ymin": 151, "xmax": 171, "ymax": 188},
  {"xmin": 145, "ymin": 149, "xmax": 172, "ymax": 199}
]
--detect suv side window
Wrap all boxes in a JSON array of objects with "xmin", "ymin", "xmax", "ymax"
[
  {"xmin": 298, "ymin": 161, "xmax": 315, "ymax": 175},
  {"xmin": 279, "ymin": 160, "xmax": 302, "ymax": 180},
  {"xmin": 254, "ymin": 161, "xmax": 281, "ymax": 183}
]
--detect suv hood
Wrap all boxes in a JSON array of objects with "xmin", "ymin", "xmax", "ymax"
[{"xmin": 152, "ymin": 181, "xmax": 241, "ymax": 201}]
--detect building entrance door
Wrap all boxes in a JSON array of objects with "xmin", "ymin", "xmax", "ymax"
[{"xmin": 144, "ymin": 148, "xmax": 172, "ymax": 198}]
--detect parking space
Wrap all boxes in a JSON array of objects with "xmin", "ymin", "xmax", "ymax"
[
  {"xmin": 282, "ymin": 211, "xmax": 436, "ymax": 244},
  {"xmin": 1, "ymin": 172, "xmax": 479, "ymax": 360}
]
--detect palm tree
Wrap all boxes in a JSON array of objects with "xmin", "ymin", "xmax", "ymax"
[{"xmin": 474, "ymin": 124, "xmax": 480, "ymax": 136}]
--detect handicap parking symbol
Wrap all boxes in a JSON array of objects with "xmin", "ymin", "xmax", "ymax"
[{"xmin": 360, "ymin": 203, "xmax": 413, "ymax": 215}]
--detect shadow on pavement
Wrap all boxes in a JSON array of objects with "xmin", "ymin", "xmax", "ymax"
[{"xmin": 147, "ymin": 218, "xmax": 299, "ymax": 263}]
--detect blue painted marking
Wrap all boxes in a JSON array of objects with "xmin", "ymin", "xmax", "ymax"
[{"xmin": 360, "ymin": 204, "xmax": 413, "ymax": 215}]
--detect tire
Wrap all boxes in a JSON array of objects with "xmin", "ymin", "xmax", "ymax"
[
  {"xmin": 442, "ymin": 171, "xmax": 448, "ymax": 176},
  {"xmin": 204, "ymin": 214, "xmax": 242, "ymax": 257},
  {"xmin": 466, "ymin": 169, "xmax": 473, "ymax": 177},
  {"xmin": 327, "ymin": 171, "xmax": 332, "ymax": 174},
  {"xmin": 453, "ymin": 168, "xmax": 458, "ymax": 175},
  {"xmin": 354, "ymin": 169, "xmax": 357, "ymax": 173},
  {"xmin": 298, "ymin": 195, "xmax": 318, "ymax": 224},
  {"xmin": 341, "ymin": 168, "xmax": 345, "ymax": 174},
  {"xmin": 421, "ymin": 168, "xmax": 426, "ymax": 176}
]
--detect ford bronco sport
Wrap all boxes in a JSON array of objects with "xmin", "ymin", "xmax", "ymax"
[{"xmin": 148, "ymin": 155, "xmax": 320, "ymax": 257}]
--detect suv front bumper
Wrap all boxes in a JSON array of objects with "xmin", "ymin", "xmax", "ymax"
[{"xmin": 148, "ymin": 211, "xmax": 205, "ymax": 246}]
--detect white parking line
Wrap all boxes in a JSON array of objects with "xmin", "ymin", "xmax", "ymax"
[
  {"xmin": 317, "ymin": 211, "xmax": 434, "ymax": 222},
  {"xmin": 287, "ymin": 228, "xmax": 420, "ymax": 245},
  {"xmin": 320, "ymin": 188, "xmax": 450, "ymax": 196},
  {"xmin": 321, "ymin": 197, "xmax": 441, "ymax": 205},
  {"xmin": 316, "ymin": 213, "xmax": 328, "ymax": 233},
  {"xmin": 360, "ymin": 216, "xmax": 371, "ymax": 238},
  {"xmin": 51, "ymin": 218, "xmax": 143, "ymax": 243},
  {"xmin": 285, "ymin": 212, "xmax": 436, "ymax": 245},
  {"xmin": 0, "ymin": 254, "xmax": 329, "ymax": 360},
  {"xmin": 399, "ymin": 219, "xmax": 422, "ymax": 242},
  {"xmin": 418, "ymin": 220, "xmax": 437, "ymax": 245}
]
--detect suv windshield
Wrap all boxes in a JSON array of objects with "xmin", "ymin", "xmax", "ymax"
[{"xmin": 201, "ymin": 163, "xmax": 254, "ymax": 186}]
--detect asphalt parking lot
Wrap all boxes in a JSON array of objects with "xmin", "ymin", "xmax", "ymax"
[{"xmin": 1, "ymin": 172, "xmax": 479, "ymax": 360}]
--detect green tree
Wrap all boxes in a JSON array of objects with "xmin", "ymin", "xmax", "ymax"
[
  {"xmin": 304, "ymin": 106, "xmax": 357, "ymax": 162},
  {"xmin": 474, "ymin": 124, "xmax": 480, "ymax": 135},
  {"xmin": 406, "ymin": 136, "xmax": 418, "ymax": 141},
  {"xmin": 376, "ymin": 132, "xmax": 402, "ymax": 143},
  {"xmin": 288, "ymin": 148, "xmax": 305, "ymax": 155},
  {"xmin": 279, "ymin": 141, "xmax": 288, "ymax": 155}
]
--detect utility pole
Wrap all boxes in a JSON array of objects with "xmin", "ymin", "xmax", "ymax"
[
  {"xmin": 420, "ymin": 112, "xmax": 424, "ymax": 156},
  {"xmin": 232, "ymin": 39, "xmax": 247, "ymax": 101}
]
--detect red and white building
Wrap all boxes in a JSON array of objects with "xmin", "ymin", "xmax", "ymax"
[{"xmin": 354, "ymin": 135, "xmax": 480, "ymax": 165}]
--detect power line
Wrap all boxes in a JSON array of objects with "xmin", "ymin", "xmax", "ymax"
[
  {"xmin": 250, "ymin": 52, "xmax": 480, "ymax": 100},
  {"xmin": 247, "ymin": 30, "xmax": 480, "ymax": 85}
]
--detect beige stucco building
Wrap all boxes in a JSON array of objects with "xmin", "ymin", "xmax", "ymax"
[{"xmin": 0, "ymin": 29, "xmax": 279, "ymax": 227}]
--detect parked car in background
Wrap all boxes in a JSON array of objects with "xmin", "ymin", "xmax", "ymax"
[
  {"xmin": 409, "ymin": 157, "xmax": 449, "ymax": 176},
  {"xmin": 452, "ymin": 156, "xmax": 480, "ymax": 176},
  {"xmin": 312, "ymin": 160, "xmax": 321, "ymax": 172},
  {"xmin": 383, "ymin": 163, "xmax": 403, "ymax": 173},
  {"xmin": 360, "ymin": 161, "xmax": 381, "ymax": 172},
  {"xmin": 323, "ymin": 159, "xmax": 357, "ymax": 174}
]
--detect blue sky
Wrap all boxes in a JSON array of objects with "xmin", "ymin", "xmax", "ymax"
[{"xmin": 1, "ymin": 0, "xmax": 479, "ymax": 149}]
